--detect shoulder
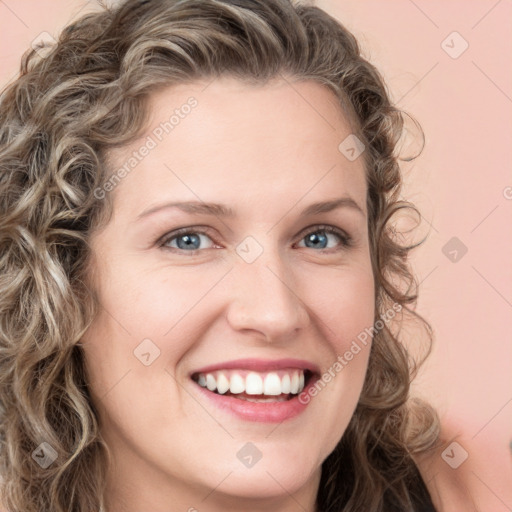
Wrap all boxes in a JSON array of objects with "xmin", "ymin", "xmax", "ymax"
[{"xmin": 413, "ymin": 413, "xmax": 512, "ymax": 512}]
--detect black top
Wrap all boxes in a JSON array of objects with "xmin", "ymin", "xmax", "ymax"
[{"xmin": 411, "ymin": 468, "xmax": 437, "ymax": 512}]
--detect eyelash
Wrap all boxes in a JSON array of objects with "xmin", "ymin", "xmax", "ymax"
[{"xmin": 157, "ymin": 224, "xmax": 353, "ymax": 254}]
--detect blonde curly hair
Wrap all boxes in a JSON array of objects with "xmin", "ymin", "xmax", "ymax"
[{"xmin": 0, "ymin": 0, "xmax": 440, "ymax": 510}]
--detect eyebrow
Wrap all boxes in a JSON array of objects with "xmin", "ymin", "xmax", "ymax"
[{"xmin": 136, "ymin": 196, "xmax": 365, "ymax": 221}]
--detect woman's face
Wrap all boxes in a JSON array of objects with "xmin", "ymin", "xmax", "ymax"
[{"xmin": 82, "ymin": 77, "xmax": 375, "ymax": 511}]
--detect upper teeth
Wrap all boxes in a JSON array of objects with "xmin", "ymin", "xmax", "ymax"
[{"xmin": 196, "ymin": 369, "xmax": 306, "ymax": 395}]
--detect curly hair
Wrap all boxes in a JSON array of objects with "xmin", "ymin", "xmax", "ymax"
[{"xmin": 0, "ymin": 0, "xmax": 441, "ymax": 511}]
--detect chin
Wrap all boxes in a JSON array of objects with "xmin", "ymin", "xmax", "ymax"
[{"xmin": 211, "ymin": 463, "xmax": 317, "ymax": 500}]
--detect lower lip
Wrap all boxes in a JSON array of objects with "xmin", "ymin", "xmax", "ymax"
[{"xmin": 193, "ymin": 380, "xmax": 316, "ymax": 423}]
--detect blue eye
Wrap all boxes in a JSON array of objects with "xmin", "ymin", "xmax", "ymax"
[
  {"xmin": 160, "ymin": 229, "xmax": 215, "ymax": 251},
  {"xmin": 297, "ymin": 226, "xmax": 350, "ymax": 251},
  {"xmin": 159, "ymin": 225, "xmax": 352, "ymax": 253}
]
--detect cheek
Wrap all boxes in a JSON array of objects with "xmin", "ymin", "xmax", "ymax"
[
  {"xmin": 95, "ymin": 260, "xmax": 228, "ymax": 338},
  {"xmin": 81, "ymin": 262, "xmax": 233, "ymax": 396},
  {"xmin": 305, "ymin": 261, "xmax": 376, "ymax": 351},
  {"xmin": 300, "ymin": 263, "xmax": 374, "ymax": 430}
]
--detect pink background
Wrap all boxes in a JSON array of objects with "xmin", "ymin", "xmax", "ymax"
[{"xmin": 1, "ymin": 1, "xmax": 511, "ymax": 509}]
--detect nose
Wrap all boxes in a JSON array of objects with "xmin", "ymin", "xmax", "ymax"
[{"xmin": 226, "ymin": 245, "xmax": 310, "ymax": 343}]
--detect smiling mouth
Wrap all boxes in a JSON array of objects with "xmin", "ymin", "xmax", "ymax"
[{"xmin": 191, "ymin": 368, "xmax": 313, "ymax": 402}]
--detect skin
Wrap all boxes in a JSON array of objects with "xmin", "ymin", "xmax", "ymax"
[{"xmin": 80, "ymin": 77, "xmax": 375, "ymax": 512}]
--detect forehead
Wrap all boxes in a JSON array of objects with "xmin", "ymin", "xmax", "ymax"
[{"xmin": 106, "ymin": 77, "xmax": 367, "ymax": 220}]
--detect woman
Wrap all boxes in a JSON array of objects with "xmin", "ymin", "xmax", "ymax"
[{"xmin": 0, "ymin": 0, "xmax": 442, "ymax": 510}]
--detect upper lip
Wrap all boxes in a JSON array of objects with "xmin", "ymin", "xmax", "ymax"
[{"xmin": 190, "ymin": 358, "xmax": 320, "ymax": 376}]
